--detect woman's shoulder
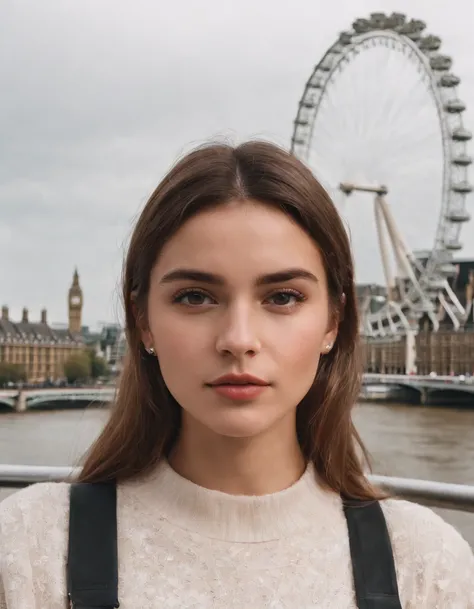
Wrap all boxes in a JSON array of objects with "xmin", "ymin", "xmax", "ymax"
[
  {"xmin": 380, "ymin": 497, "xmax": 474, "ymax": 604},
  {"xmin": 381, "ymin": 496, "xmax": 471, "ymax": 555},
  {"xmin": 0, "ymin": 481, "xmax": 70, "ymax": 534},
  {"xmin": 0, "ymin": 484, "xmax": 71, "ymax": 605}
]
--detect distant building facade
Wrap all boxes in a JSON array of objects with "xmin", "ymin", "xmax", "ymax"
[
  {"xmin": 0, "ymin": 270, "xmax": 84, "ymax": 383},
  {"xmin": 82, "ymin": 323, "xmax": 126, "ymax": 374},
  {"xmin": 360, "ymin": 259, "xmax": 474, "ymax": 375}
]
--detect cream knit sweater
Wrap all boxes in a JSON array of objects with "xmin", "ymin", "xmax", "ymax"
[{"xmin": 0, "ymin": 461, "xmax": 473, "ymax": 608}]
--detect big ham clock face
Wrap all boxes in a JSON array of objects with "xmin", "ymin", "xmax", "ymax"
[{"xmin": 70, "ymin": 295, "xmax": 81, "ymax": 306}]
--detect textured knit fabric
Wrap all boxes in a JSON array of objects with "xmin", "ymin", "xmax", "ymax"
[{"xmin": 0, "ymin": 461, "xmax": 473, "ymax": 608}]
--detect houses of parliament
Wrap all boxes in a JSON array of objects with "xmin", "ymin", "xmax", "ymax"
[{"xmin": 0, "ymin": 270, "xmax": 84, "ymax": 383}]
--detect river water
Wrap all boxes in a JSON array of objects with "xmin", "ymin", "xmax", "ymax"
[{"xmin": 1, "ymin": 402, "xmax": 473, "ymax": 546}]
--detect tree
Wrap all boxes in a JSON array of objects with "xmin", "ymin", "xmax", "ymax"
[
  {"xmin": 0, "ymin": 363, "xmax": 26, "ymax": 386},
  {"xmin": 87, "ymin": 349, "xmax": 110, "ymax": 379},
  {"xmin": 64, "ymin": 352, "xmax": 91, "ymax": 384}
]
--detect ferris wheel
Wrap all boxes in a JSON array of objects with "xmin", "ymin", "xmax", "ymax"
[{"xmin": 291, "ymin": 13, "xmax": 472, "ymax": 337}]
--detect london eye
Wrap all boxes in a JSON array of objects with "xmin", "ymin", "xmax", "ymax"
[{"xmin": 291, "ymin": 13, "xmax": 472, "ymax": 337}]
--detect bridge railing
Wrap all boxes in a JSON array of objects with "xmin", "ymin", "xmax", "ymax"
[
  {"xmin": 0, "ymin": 465, "xmax": 473, "ymax": 513},
  {"xmin": 363, "ymin": 373, "xmax": 474, "ymax": 384}
]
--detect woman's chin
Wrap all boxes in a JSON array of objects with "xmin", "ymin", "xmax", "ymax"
[{"xmin": 201, "ymin": 407, "xmax": 278, "ymax": 439}]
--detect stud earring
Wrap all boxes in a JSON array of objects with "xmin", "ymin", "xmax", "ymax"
[
  {"xmin": 325, "ymin": 343, "xmax": 333, "ymax": 352},
  {"xmin": 146, "ymin": 347, "xmax": 155, "ymax": 355}
]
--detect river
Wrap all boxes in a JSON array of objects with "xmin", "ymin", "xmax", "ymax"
[{"xmin": 1, "ymin": 401, "xmax": 473, "ymax": 546}]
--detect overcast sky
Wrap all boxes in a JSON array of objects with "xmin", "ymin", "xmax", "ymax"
[{"xmin": 1, "ymin": 0, "xmax": 473, "ymax": 328}]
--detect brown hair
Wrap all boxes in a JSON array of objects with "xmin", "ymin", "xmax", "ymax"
[{"xmin": 79, "ymin": 140, "xmax": 385, "ymax": 501}]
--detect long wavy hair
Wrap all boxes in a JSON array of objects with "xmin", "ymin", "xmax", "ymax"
[{"xmin": 79, "ymin": 140, "xmax": 385, "ymax": 501}]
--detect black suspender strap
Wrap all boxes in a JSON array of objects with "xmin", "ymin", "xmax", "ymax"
[
  {"xmin": 67, "ymin": 482, "xmax": 119, "ymax": 609},
  {"xmin": 67, "ymin": 483, "xmax": 399, "ymax": 609},
  {"xmin": 343, "ymin": 500, "xmax": 402, "ymax": 609}
]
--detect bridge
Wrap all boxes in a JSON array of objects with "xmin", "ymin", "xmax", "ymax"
[
  {"xmin": 363, "ymin": 373, "xmax": 474, "ymax": 405},
  {"xmin": 0, "ymin": 387, "xmax": 116, "ymax": 412},
  {"xmin": 1, "ymin": 374, "xmax": 473, "ymax": 411}
]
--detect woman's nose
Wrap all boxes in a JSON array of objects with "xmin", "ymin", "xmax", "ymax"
[{"xmin": 215, "ymin": 305, "xmax": 261, "ymax": 358}]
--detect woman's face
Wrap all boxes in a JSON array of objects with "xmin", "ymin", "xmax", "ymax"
[{"xmin": 142, "ymin": 200, "xmax": 337, "ymax": 440}]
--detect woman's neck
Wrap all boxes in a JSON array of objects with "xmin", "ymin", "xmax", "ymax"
[{"xmin": 168, "ymin": 416, "xmax": 306, "ymax": 496}]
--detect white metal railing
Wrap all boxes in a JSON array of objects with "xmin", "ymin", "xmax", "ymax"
[
  {"xmin": 0, "ymin": 465, "xmax": 79, "ymax": 488},
  {"xmin": 370, "ymin": 474, "xmax": 474, "ymax": 512},
  {"xmin": 0, "ymin": 465, "xmax": 473, "ymax": 513}
]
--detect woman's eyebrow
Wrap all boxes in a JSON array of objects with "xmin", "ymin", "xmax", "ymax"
[{"xmin": 159, "ymin": 268, "xmax": 319, "ymax": 286}]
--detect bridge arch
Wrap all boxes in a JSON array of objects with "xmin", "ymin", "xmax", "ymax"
[
  {"xmin": 27, "ymin": 395, "xmax": 112, "ymax": 411},
  {"xmin": 0, "ymin": 398, "xmax": 15, "ymax": 411},
  {"xmin": 392, "ymin": 384, "xmax": 422, "ymax": 403},
  {"xmin": 424, "ymin": 387, "xmax": 474, "ymax": 407}
]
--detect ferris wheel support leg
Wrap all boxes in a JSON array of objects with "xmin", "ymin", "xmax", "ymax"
[
  {"xmin": 438, "ymin": 291, "xmax": 461, "ymax": 330},
  {"xmin": 373, "ymin": 196, "xmax": 395, "ymax": 301},
  {"xmin": 443, "ymin": 282, "xmax": 466, "ymax": 317},
  {"xmin": 377, "ymin": 197, "xmax": 439, "ymax": 331},
  {"xmin": 377, "ymin": 196, "xmax": 414, "ymax": 277},
  {"xmin": 379, "ymin": 195, "xmax": 463, "ymax": 328},
  {"xmin": 375, "ymin": 195, "xmax": 408, "ymax": 291}
]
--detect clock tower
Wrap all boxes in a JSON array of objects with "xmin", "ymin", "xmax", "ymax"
[{"xmin": 68, "ymin": 268, "xmax": 83, "ymax": 335}]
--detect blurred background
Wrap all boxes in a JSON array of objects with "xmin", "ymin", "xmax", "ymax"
[{"xmin": 1, "ymin": 0, "xmax": 473, "ymax": 545}]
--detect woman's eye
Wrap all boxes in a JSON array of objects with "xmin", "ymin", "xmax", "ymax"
[
  {"xmin": 173, "ymin": 289, "xmax": 305, "ymax": 308},
  {"xmin": 174, "ymin": 290, "xmax": 214, "ymax": 306},
  {"xmin": 267, "ymin": 291, "xmax": 305, "ymax": 306}
]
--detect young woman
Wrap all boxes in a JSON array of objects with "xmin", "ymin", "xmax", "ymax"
[{"xmin": 0, "ymin": 141, "xmax": 473, "ymax": 608}]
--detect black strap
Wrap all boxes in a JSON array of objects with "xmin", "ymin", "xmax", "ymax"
[
  {"xmin": 67, "ymin": 482, "xmax": 119, "ymax": 609},
  {"xmin": 67, "ymin": 483, "xmax": 399, "ymax": 609},
  {"xmin": 344, "ymin": 500, "xmax": 402, "ymax": 609}
]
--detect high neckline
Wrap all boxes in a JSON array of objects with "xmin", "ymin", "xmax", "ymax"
[{"xmin": 127, "ymin": 459, "xmax": 340, "ymax": 542}]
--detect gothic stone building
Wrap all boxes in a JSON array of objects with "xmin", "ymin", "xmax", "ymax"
[{"xmin": 0, "ymin": 270, "xmax": 84, "ymax": 383}]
